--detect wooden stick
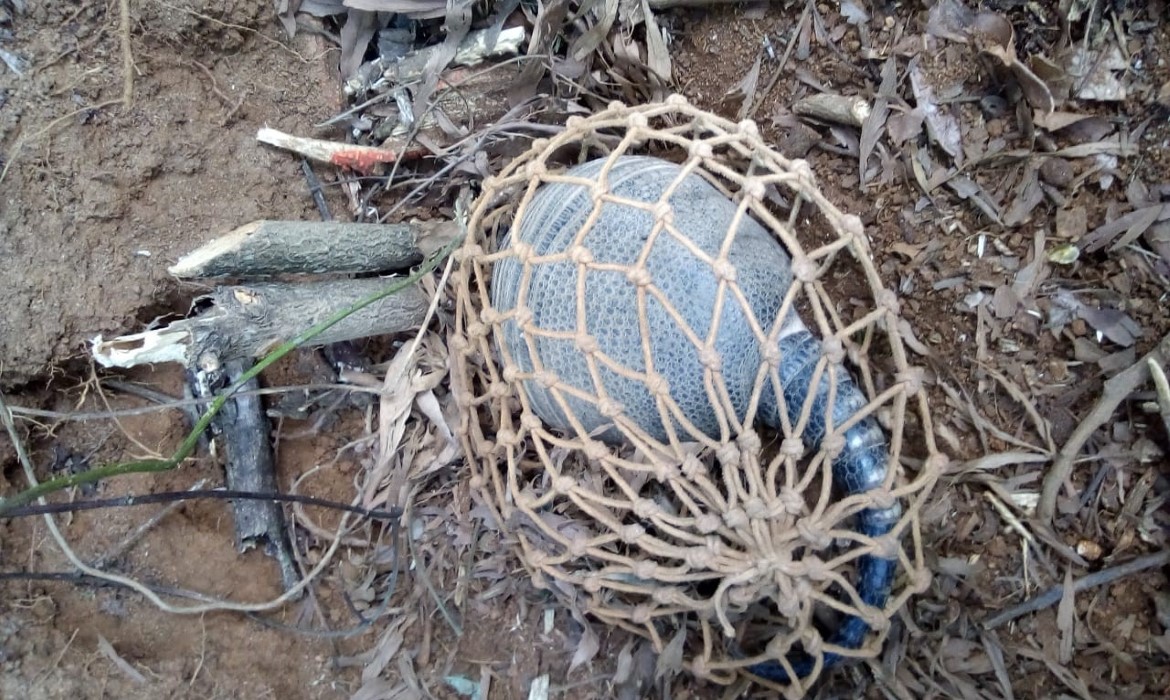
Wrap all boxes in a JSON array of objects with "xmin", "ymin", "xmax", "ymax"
[
  {"xmin": 191, "ymin": 359, "xmax": 300, "ymax": 593},
  {"xmin": 982, "ymin": 549, "xmax": 1170, "ymax": 628},
  {"xmin": 257, "ymin": 127, "xmax": 428, "ymax": 174},
  {"xmin": 91, "ymin": 278, "xmax": 430, "ymax": 370},
  {"xmin": 1038, "ymin": 330, "xmax": 1170, "ymax": 523},
  {"xmin": 793, "ymin": 93, "xmax": 872, "ymax": 128},
  {"xmin": 169, "ymin": 219, "xmax": 460, "ymax": 279}
]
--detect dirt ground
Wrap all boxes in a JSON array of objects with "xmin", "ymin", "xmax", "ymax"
[{"xmin": 1, "ymin": 1, "xmax": 1168, "ymax": 699}]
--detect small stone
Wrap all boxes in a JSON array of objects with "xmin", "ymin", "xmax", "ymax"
[
  {"xmin": 1076, "ymin": 539, "xmax": 1103, "ymax": 561},
  {"xmin": 1039, "ymin": 157, "xmax": 1074, "ymax": 187}
]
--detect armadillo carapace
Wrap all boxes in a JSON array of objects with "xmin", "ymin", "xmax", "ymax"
[{"xmin": 490, "ymin": 155, "xmax": 901, "ymax": 681}]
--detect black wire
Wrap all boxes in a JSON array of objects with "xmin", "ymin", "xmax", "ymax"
[{"xmin": 0, "ymin": 489, "xmax": 403, "ymax": 521}]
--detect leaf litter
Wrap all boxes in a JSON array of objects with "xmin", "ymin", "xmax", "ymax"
[
  {"xmin": 265, "ymin": 0, "xmax": 1170, "ymax": 692},
  {"xmin": 4, "ymin": 0, "xmax": 1168, "ymax": 698}
]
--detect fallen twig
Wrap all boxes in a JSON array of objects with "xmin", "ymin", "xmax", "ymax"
[
  {"xmin": 982, "ymin": 549, "xmax": 1170, "ymax": 629},
  {"xmin": 193, "ymin": 359, "xmax": 300, "ymax": 593},
  {"xmin": 257, "ymin": 127, "xmax": 429, "ymax": 174},
  {"xmin": 92, "ymin": 278, "xmax": 431, "ymax": 370},
  {"xmin": 1038, "ymin": 330, "xmax": 1170, "ymax": 523},
  {"xmin": 793, "ymin": 93, "xmax": 871, "ymax": 128},
  {"xmin": 169, "ymin": 219, "xmax": 460, "ymax": 278}
]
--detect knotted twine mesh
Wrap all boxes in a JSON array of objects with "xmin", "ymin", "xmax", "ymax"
[{"xmin": 449, "ymin": 96, "xmax": 943, "ymax": 693}]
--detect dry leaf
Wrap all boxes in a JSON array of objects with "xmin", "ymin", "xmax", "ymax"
[
  {"xmin": 1052, "ymin": 290, "xmax": 1143, "ymax": 347},
  {"xmin": 888, "ymin": 107, "xmax": 926, "ymax": 145},
  {"xmin": 1081, "ymin": 204, "xmax": 1170, "ymax": 253},
  {"xmin": 568, "ymin": 622, "xmax": 601, "ymax": 672},
  {"xmin": 339, "ymin": 9, "xmax": 384, "ymax": 80},
  {"xmin": 655, "ymin": 626, "xmax": 686, "ymax": 678},
  {"xmin": 640, "ymin": 0, "xmax": 671, "ymax": 84},
  {"xmin": 726, "ymin": 52, "xmax": 761, "ymax": 121},
  {"xmin": 911, "ymin": 62, "xmax": 962, "ymax": 165},
  {"xmin": 969, "ymin": 11, "xmax": 1055, "ymax": 113}
]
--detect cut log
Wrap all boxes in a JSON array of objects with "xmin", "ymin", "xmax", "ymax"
[
  {"xmin": 92, "ymin": 278, "xmax": 430, "ymax": 370},
  {"xmin": 169, "ymin": 219, "xmax": 461, "ymax": 278}
]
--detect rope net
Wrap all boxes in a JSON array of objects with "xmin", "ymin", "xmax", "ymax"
[{"xmin": 450, "ymin": 96, "xmax": 943, "ymax": 694}]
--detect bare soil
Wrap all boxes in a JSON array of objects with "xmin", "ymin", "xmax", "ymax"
[{"xmin": 2, "ymin": 1, "xmax": 1167, "ymax": 699}]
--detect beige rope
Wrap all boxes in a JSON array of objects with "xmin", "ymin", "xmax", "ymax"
[{"xmin": 450, "ymin": 96, "xmax": 943, "ymax": 691}]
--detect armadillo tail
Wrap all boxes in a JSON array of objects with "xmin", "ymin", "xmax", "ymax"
[{"xmin": 745, "ymin": 330, "xmax": 901, "ymax": 682}]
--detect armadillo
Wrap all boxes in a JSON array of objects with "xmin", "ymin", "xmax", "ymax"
[{"xmin": 490, "ymin": 155, "xmax": 900, "ymax": 681}]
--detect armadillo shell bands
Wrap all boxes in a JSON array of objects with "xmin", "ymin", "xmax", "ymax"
[{"xmin": 491, "ymin": 155, "xmax": 799, "ymax": 443}]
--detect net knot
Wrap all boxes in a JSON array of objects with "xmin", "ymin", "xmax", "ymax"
[
  {"xmin": 710, "ymin": 257, "xmax": 737, "ymax": 284},
  {"xmin": 569, "ymin": 533, "xmax": 589, "ymax": 557},
  {"xmin": 897, "ymin": 366, "xmax": 925, "ymax": 395},
  {"xmin": 496, "ymin": 428, "xmax": 520, "ymax": 448},
  {"xmin": 552, "ymin": 475, "xmax": 576, "ymax": 494},
  {"xmin": 737, "ymin": 119, "xmax": 760, "ymax": 138},
  {"xmin": 911, "ymin": 567, "xmax": 933, "ymax": 593},
  {"xmin": 686, "ymin": 547, "xmax": 714, "ymax": 569},
  {"xmin": 742, "ymin": 177, "xmax": 765, "ymax": 201},
  {"xmin": 644, "ymin": 371, "xmax": 670, "ymax": 397},
  {"xmin": 716, "ymin": 443, "xmax": 739, "ymax": 467},
  {"xmin": 597, "ymin": 397, "xmax": 623, "ymax": 419},
  {"xmin": 511, "ymin": 240, "xmax": 533, "ymax": 263},
  {"xmin": 633, "ymin": 498, "xmax": 658, "ymax": 519},
  {"xmin": 696, "ymin": 513, "xmax": 721, "ymax": 534},
  {"xmin": 521, "ymin": 412, "xmax": 543, "ymax": 432},
  {"xmin": 583, "ymin": 440, "xmax": 609, "ymax": 461},
  {"xmin": 821, "ymin": 432, "xmax": 845, "ymax": 460},
  {"xmin": 797, "ymin": 520, "xmax": 833, "ymax": 551},
  {"xmin": 622, "ymin": 523, "xmax": 646, "ymax": 543},
  {"xmin": 631, "ymin": 604, "xmax": 653, "ymax": 625},
  {"xmin": 652, "ymin": 200, "xmax": 673, "ymax": 225},
  {"xmin": 780, "ymin": 437, "xmax": 805, "ymax": 458},
  {"xmin": 723, "ymin": 507, "xmax": 748, "ymax": 530},
  {"xmin": 868, "ymin": 489, "xmax": 897, "ymax": 511},
  {"xmin": 737, "ymin": 429, "xmax": 761, "ymax": 455},
  {"xmin": 688, "ymin": 141, "xmax": 713, "ymax": 159},
  {"xmin": 454, "ymin": 243, "xmax": 484, "ymax": 261},
  {"xmin": 625, "ymin": 266, "xmax": 652, "ymax": 287},
  {"xmin": 525, "ymin": 160, "xmax": 547, "ymax": 180},
  {"xmin": 744, "ymin": 497, "xmax": 767, "ymax": 520},
  {"xmin": 569, "ymin": 244, "xmax": 593, "ymax": 265},
  {"xmin": 877, "ymin": 288, "xmax": 901, "ymax": 316},
  {"xmin": 778, "ymin": 487, "xmax": 806, "ymax": 515},
  {"xmin": 791, "ymin": 256, "xmax": 818, "ymax": 283},
  {"xmin": 466, "ymin": 320, "xmax": 488, "ymax": 340},
  {"xmin": 925, "ymin": 452, "xmax": 951, "ymax": 476},
  {"xmin": 822, "ymin": 336, "xmax": 845, "ymax": 365},
  {"xmin": 512, "ymin": 305, "xmax": 533, "ymax": 329}
]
